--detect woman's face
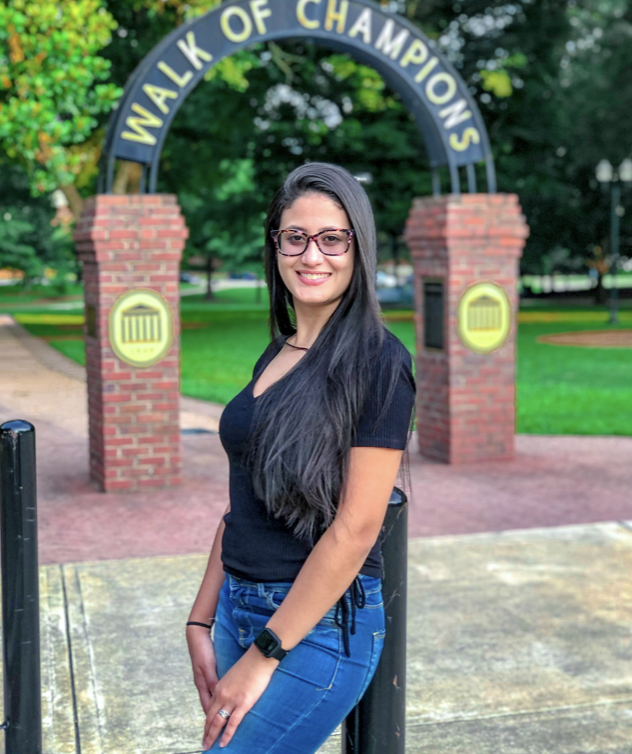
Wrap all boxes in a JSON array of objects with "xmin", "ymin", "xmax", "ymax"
[{"xmin": 276, "ymin": 192, "xmax": 354, "ymax": 310}]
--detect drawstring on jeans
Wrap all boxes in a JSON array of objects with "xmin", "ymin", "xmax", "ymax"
[{"xmin": 334, "ymin": 575, "xmax": 366, "ymax": 657}]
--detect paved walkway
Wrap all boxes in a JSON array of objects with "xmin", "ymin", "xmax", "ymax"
[
  {"xmin": 0, "ymin": 316, "xmax": 631, "ymax": 753},
  {"xmin": 1, "ymin": 522, "xmax": 630, "ymax": 754}
]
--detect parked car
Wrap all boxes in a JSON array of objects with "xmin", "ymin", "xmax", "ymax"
[
  {"xmin": 228, "ymin": 271, "xmax": 257, "ymax": 280},
  {"xmin": 376, "ymin": 283, "xmax": 414, "ymax": 305},
  {"xmin": 376, "ymin": 270, "xmax": 398, "ymax": 288},
  {"xmin": 180, "ymin": 272, "xmax": 201, "ymax": 284}
]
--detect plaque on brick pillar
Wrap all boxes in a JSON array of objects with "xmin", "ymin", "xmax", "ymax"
[
  {"xmin": 405, "ymin": 194, "xmax": 529, "ymax": 464},
  {"xmin": 74, "ymin": 195, "xmax": 188, "ymax": 492}
]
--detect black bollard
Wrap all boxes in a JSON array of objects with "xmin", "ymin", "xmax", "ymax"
[
  {"xmin": 0, "ymin": 420, "xmax": 42, "ymax": 754},
  {"xmin": 342, "ymin": 486, "xmax": 407, "ymax": 754}
]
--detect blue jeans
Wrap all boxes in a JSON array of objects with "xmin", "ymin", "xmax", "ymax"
[{"xmin": 204, "ymin": 572, "xmax": 386, "ymax": 753}]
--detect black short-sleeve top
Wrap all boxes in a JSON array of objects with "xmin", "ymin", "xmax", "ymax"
[{"xmin": 219, "ymin": 330, "xmax": 416, "ymax": 582}]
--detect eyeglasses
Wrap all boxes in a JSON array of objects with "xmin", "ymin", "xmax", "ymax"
[{"xmin": 271, "ymin": 228, "xmax": 354, "ymax": 256}]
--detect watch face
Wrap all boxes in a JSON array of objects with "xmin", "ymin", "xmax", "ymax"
[{"xmin": 256, "ymin": 629, "xmax": 278, "ymax": 655}]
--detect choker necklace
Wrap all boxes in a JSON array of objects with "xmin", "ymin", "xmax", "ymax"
[{"xmin": 284, "ymin": 337, "xmax": 309, "ymax": 352}]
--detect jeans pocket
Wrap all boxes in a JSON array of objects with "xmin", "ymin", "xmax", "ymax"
[
  {"xmin": 263, "ymin": 585, "xmax": 292, "ymax": 612},
  {"xmin": 362, "ymin": 580, "xmax": 384, "ymax": 610},
  {"xmin": 353, "ymin": 628, "xmax": 386, "ymax": 706},
  {"xmin": 266, "ymin": 587, "xmax": 339, "ymax": 627}
]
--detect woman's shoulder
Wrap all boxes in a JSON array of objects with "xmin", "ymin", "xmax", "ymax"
[
  {"xmin": 373, "ymin": 328, "xmax": 414, "ymax": 376},
  {"xmin": 380, "ymin": 327, "xmax": 410, "ymax": 356},
  {"xmin": 353, "ymin": 328, "xmax": 415, "ymax": 447}
]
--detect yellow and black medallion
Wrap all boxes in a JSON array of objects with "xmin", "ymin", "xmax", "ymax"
[
  {"xmin": 457, "ymin": 282, "xmax": 511, "ymax": 354},
  {"xmin": 109, "ymin": 288, "xmax": 174, "ymax": 367}
]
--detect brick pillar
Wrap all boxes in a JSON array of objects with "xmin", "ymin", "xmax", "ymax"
[
  {"xmin": 405, "ymin": 194, "xmax": 529, "ymax": 464},
  {"xmin": 74, "ymin": 195, "xmax": 188, "ymax": 491}
]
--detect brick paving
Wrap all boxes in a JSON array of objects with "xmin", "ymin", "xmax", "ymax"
[{"xmin": 1, "ymin": 314, "xmax": 631, "ymax": 566}]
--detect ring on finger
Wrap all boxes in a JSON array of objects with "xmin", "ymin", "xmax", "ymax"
[{"xmin": 218, "ymin": 709, "xmax": 231, "ymax": 721}]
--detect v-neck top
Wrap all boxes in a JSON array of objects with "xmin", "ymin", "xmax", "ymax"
[{"xmin": 218, "ymin": 331, "xmax": 416, "ymax": 583}]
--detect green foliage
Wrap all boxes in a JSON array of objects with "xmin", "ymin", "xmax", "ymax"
[
  {"xmin": 0, "ymin": 162, "xmax": 77, "ymax": 286},
  {"xmin": 156, "ymin": 1, "xmax": 632, "ymax": 276},
  {"xmin": 0, "ymin": 0, "xmax": 122, "ymax": 194},
  {"xmin": 204, "ymin": 51, "xmax": 260, "ymax": 92},
  {"xmin": 480, "ymin": 70, "xmax": 513, "ymax": 97},
  {"xmin": 0, "ymin": 214, "xmax": 39, "ymax": 278},
  {"xmin": 4, "ymin": 0, "xmax": 632, "ymax": 281}
]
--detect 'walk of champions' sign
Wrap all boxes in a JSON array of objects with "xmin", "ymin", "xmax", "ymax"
[{"xmin": 102, "ymin": 0, "xmax": 494, "ymax": 194}]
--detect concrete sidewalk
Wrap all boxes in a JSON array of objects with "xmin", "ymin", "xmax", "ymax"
[
  {"xmin": 1, "ymin": 521, "xmax": 631, "ymax": 754},
  {"xmin": 0, "ymin": 315, "xmax": 632, "ymax": 752}
]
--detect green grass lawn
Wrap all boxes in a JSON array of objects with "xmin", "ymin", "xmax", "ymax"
[
  {"xmin": 516, "ymin": 313, "xmax": 632, "ymax": 435},
  {"xmin": 6, "ymin": 286, "xmax": 632, "ymax": 436}
]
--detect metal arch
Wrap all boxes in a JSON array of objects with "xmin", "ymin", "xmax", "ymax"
[
  {"xmin": 99, "ymin": 15, "xmax": 201, "ymax": 193},
  {"xmin": 100, "ymin": 0, "xmax": 496, "ymax": 196}
]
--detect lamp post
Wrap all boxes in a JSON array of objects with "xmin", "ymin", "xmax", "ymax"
[{"xmin": 595, "ymin": 158, "xmax": 632, "ymax": 324}]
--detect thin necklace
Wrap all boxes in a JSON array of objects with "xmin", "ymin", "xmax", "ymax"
[{"xmin": 284, "ymin": 336, "xmax": 309, "ymax": 352}]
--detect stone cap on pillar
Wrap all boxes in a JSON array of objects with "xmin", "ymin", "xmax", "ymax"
[
  {"xmin": 74, "ymin": 194, "xmax": 189, "ymax": 264},
  {"xmin": 405, "ymin": 193, "xmax": 529, "ymax": 259}
]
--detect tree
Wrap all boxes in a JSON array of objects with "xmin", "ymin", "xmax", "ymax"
[
  {"xmin": 0, "ymin": 0, "xmax": 122, "ymax": 217},
  {"xmin": 5, "ymin": 0, "xmax": 631, "ymax": 281},
  {"xmin": 0, "ymin": 161, "xmax": 76, "ymax": 288}
]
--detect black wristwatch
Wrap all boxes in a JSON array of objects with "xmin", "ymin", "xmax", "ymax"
[{"xmin": 254, "ymin": 627, "xmax": 288, "ymax": 661}]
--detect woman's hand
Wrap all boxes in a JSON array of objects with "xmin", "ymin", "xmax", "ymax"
[
  {"xmin": 202, "ymin": 644, "xmax": 279, "ymax": 750},
  {"xmin": 187, "ymin": 626, "xmax": 219, "ymax": 716}
]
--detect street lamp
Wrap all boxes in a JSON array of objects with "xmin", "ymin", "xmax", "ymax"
[{"xmin": 595, "ymin": 158, "xmax": 632, "ymax": 323}]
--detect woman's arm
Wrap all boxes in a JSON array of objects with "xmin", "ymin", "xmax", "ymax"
[
  {"xmin": 187, "ymin": 501, "xmax": 230, "ymax": 625},
  {"xmin": 202, "ymin": 446, "xmax": 404, "ymax": 749},
  {"xmin": 186, "ymin": 501, "xmax": 230, "ymax": 716},
  {"xmin": 264, "ymin": 445, "xmax": 403, "ymax": 648}
]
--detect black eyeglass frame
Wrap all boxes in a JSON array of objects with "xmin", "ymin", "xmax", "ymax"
[{"xmin": 270, "ymin": 228, "xmax": 355, "ymax": 256}]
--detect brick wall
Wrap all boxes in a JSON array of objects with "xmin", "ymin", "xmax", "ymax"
[
  {"xmin": 405, "ymin": 194, "xmax": 529, "ymax": 464},
  {"xmin": 74, "ymin": 195, "xmax": 188, "ymax": 491}
]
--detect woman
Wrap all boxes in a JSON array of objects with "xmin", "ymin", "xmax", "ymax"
[{"xmin": 186, "ymin": 162, "xmax": 416, "ymax": 753}]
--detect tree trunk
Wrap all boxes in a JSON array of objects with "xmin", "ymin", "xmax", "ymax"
[
  {"xmin": 60, "ymin": 184, "xmax": 84, "ymax": 222},
  {"xmin": 205, "ymin": 255, "xmax": 215, "ymax": 301},
  {"xmin": 112, "ymin": 160, "xmax": 143, "ymax": 195},
  {"xmin": 594, "ymin": 271, "xmax": 607, "ymax": 305}
]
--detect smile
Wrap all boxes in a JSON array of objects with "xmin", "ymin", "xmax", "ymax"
[{"xmin": 297, "ymin": 272, "xmax": 332, "ymax": 280}]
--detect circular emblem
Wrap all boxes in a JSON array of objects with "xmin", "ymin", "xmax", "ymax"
[
  {"xmin": 457, "ymin": 282, "xmax": 511, "ymax": 354},
  {"xmin": 108, "ymin": 288, "xmax": 174, "ymax": 367}
]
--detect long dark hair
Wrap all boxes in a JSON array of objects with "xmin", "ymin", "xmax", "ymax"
[{"xmin": 242, "ymin": 163, "xmax": 412, "ymax": 545}]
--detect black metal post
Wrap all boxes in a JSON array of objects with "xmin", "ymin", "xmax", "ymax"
[
  {"xmin": 0, "ymin": 420, "xmax": 42, "ymax": 754},
  {"xmin": 342, "ymin": 487, "xmax": 407, "ymax": 754},
  {"xmin": 609, "ymin": 182, "xmax": 621, "ymax": 325}
]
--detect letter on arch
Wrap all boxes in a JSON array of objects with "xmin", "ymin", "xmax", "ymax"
[
  {"xmin": 348, "ymin": 8, "xmax": 372, "ymax": 44},
  {"xmin": 296, "ymin": 0, "xmax": 321, "ymax": 29},
  {"xmin": 439, "ymin": 99, "xmax": 472, "ymax": 129},
  {"xmin": 177, "ymin": 32, "xmax": 213, "ymax": 70},
  {"xmin": 121, "ymin": 103, "xmax": 163, "ymax": 145},
  {"xmin": 142, "ymin": 84, "xmax": 178, "ymax": 115},
  {"xmin": 449, "ymin": 128, "xmax": 481, "ymax": 151},
  {"xmin": 325, "ymin": 0, "xmax": 348, "ymax": 33},
  {"xmin": 375, "ymin": 19, "xmax": 409, "ymax": 60}
]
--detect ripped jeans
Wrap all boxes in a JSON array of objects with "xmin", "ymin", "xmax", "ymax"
[{"xmin": 204, "ymin": 572, "xmax": 385, "ymax": 754}]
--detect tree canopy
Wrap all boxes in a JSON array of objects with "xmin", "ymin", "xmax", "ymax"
[{"xmin": 1, "ymin": 0, "xmax": 630, "ymax": 280}]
